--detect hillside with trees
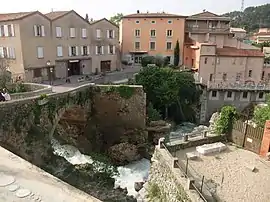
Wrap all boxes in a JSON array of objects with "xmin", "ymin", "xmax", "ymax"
[{"xmin": 222, "ymin": 3, "xmax": 270, "ymax": 33}]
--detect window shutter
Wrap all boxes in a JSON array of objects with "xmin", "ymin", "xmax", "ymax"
[
  {"xmin": 82, "ymin": 28, "xmax": 87, "ymax": 38},
  {"xmin": 41, "ymin": 25, "xmax": 45, "ymax": 36},
  {"xmin": 11, "ymin": 47, "xmax": 15, "ymax": 59},
  {"xmin": 112, "ymin": 30, "xmax": 115, "ymax": 38},
  {"xmin": 6, "ymin": 47, "xmax": 10, "ymax": 58},
  {"xmin": 34, "ymin": 25, "xmax": 38, "ymax": 36},
  {"xmin": 101, "ymin": 46, "xmax": 104, "ymax": 54},
  {"xmin": 68, "ymin": 46, "xmax": 72, "ymax": 56},
  {"xmin": 87, "ymin": 46, "xmax": 90, "ymax": 55},
  {"xmin": 0, "ymin": 26, "xmax": 3, "ymax": 37},
  {"xmin": 76, "ymin": 46, "xmax": 79, "ymax": 56},
  {"xmin": 3, "ymin": 25, "xmax": 8, "ymax": 37},
  {"xmin": 81, "ymin": 46, "xmax": 84, "ymax": 55},
  {"xmin": 96, "ymin": 29, "xmax": 100, "ymax": 38},
  {"xmin": 11, "ymin": 24, "xmax": 15, "ymax": 36},
  {"xmin": 0, "ymin": 47, "xmax": 3, "ymax": 58},
  {"xmin": 113, "ymin": 46, "xmax": 116, "ymax": 54},
  {"xmin": 107, "ymin": 30, "xmax": 109, "ymax": 38},
  {"xmin": 95, "ymin": 46, "xmax": 98, "ymax": 55},
  {"xmin": 108, "ymin": 45, "xmax": 110, "ymax": 54}
]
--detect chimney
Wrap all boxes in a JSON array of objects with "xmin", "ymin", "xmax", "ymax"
[{"xmin": 137, "ymin": 10, "xmax": 140, "ymax": 14}]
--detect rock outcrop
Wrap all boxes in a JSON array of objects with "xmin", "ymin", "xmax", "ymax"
[
  {"xmin": 108, "ymin": 143, "xmax": 141, "ymax": 165},
  {"xmin": 147, "ymin": 120, "xmax": 171, "ymax": 144}
]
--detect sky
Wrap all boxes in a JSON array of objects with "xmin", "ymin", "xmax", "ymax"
[{"xmin": 0, "ymin": 0, "xmax": 269, "ymax": 20}]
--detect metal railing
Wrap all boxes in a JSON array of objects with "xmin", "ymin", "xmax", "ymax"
[{"xmin": 185, "ymin": 27, "xmax": 230, "ymax": 33}]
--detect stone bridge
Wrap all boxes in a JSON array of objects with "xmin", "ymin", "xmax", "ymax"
[{"xmin": 0, "ymin": 83, "xmax": 146, "ymax": 167}]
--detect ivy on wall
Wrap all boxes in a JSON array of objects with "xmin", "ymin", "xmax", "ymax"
[
  {"xmin": 215, "ymin": 105, "xmax": 237, "ymax": 135},
  {"xmin": 102, "ymin": 85, "xmax": 135, "ymax": 99}
]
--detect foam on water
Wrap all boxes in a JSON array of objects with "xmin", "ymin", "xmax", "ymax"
[{"xmin": 51, "ymin": 138, "xmax": 150, "ymax": 196}]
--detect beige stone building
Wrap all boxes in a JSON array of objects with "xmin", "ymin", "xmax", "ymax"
[
  {"xmin": 0, "ymin": 10, "xmax": 119, "ymax": 82},
  {"xmin": 183, "ymin": 11, "xmax": 265, "ymax": 86}
]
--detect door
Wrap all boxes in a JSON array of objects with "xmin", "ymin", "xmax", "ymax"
[
  {"xmin": 134, "ymin": 57, "xmax": 139, "ymax": 64},
  {"xmin": 100, "ymin": 60, "xmax": 111, "ymax": 72}
]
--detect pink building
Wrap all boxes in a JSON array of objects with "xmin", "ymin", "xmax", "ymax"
[{"xmin": 184, "ymin": 11, "xmax": 265, "ymax": 86}]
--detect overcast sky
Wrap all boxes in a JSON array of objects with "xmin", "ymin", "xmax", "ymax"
[{"xmin": 0, "ymin": 0, "xmax": 269, "ymax": 20}]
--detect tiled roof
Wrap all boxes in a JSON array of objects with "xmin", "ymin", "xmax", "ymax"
[
  {"xmin": 230, "ymin": 27, "xmax": 246, "ymax": 33},
  {"xmin": 0, "ymin": 11, "xmax": 36, "ymax": 22},
  {"xmin": 45, "ymin": 11, "xmax": 70, "ymax": 20},
  {"xmin": 123, "ymin": 12, "xmax": 186, "ymax": 18},
  {"xmin": 255, "ymin": 32, "xmax": 270, "ymax": 36},
  {"xmin": 190, "ymin": 11, "xmax": 219, "ymax": 18},
  {"xmin": 216, "ymin": 47, "xmax": 264, "ymax": 57}
]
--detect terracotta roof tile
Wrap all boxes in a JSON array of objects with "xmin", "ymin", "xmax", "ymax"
[
  {"xmin": 45, "ymin": 11, "xmax": 70, "ymax": 20},
  {"xmin": 123, "ymin": 12, "xmax": 186, "ymax": 18},
  {"xmin": 190, "ymin": 11, "xmax": 219, "ymax": 18},
  {"xmin": 216, "ymin": 47, "xmax": 264, "ymax": 57},
  {"xmin": 0, "ymin": 11, "xmax": 35, "ymax": 22}
]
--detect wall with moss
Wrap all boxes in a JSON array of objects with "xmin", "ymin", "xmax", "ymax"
[
  {"xmin": 0, "ymin": 83, "xmax": 146, "ymax": 167},
  {"xmin": 147, "ymin": 147, "xmax": 203, "ymax": 202}
]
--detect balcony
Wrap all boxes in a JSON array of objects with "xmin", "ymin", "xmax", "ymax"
[
  {"xmin": 207, "ymin": 81, "xmax": 270, "ymax": 91},
  {"xmin": 185, "ymin": 26, "xmax": 230, "ymax": 34}
]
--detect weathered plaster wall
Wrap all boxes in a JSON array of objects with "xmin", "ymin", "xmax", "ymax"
[{"xmin": 147, "ymin": 146, "xmax": 203, "ymax": 202}]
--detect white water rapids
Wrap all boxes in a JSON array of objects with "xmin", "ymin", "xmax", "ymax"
[{"xmin": 51, "ymin": 138, "xmax": 151, "ymax": 196}]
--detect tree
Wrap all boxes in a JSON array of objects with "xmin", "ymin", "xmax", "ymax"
[
  {"xmin": 85, "ymin": 13, "xmax": 89, "ymax": 22},
  {"xmin": 215, "ymin": 106, "xmax": 237, "ymax": 134},
  {"xmin": 0, "ymin": 58, "xmax": 11, "ymax": 88},
  {"xmin": 141, "ymin": 56, "xmax": 156, "ymax": 67},
  {"xmin": 109, "ymin": 13, "xmax": 123, "ymax": 26},
  {"xmin": 135, "ymin": 66, "xmax": 199, "ymax": 122},
  {"xmin": 253, "ymin": 95, "xmax": 270, "ymax": 127},
  {"xmin": 174, "ymin": 40, "xmax": 180, "ymax": 66}
]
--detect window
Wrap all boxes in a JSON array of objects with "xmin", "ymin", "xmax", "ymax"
[
  {"xmin": 96, "ymin": 46, "xmax": 103, "ymax": 55},
  {"xmin": 135, "ymin": 42, "xmax": 140, "ymax": 50},
  {"xmin": 0, "ymin": 25, "xmax": 4, "ymax": 37},
  {"xmin": 151, "ymin": 20, "xmax": 156, "ymax": 24},
  {"xmin": 166, "ymin": 42, "xmax": 172, "ymax": 50},
  {"xmin": 69, "ymin": 27, "xmax": 75, "ymax": 38},
  {"xmin": 232, "ymin": 58, "xmax": 236, "ymax": 64},
  {"xmin": 33, "ymin": 69, "xmax": 42, "ymax": 78},
  {"xmin": 37, "ymin": 47, "xmax": 44, "ymax": 58},
  {"xmin": 236, "ymin": 73, "xmax": 241, "ymax": 81},
  {"xmin": 81, "ymin": 46, "xmax": 88, "ymax": 56},
  {"xmin": 222, "ymin": 73, "xmax": 227, "ymax": 81},
  {"xmin": 150, "ymin": 30, "xmax": 156, "ymax": 37},
  {"xmin": 81, "ymin": 28, "xmax": 87, "ymax": 38},
  {"xmin": 135, "ymin": 20, "xmax": 140, "ymax": 24},
  {"xmin": 211, "ymin": 91, "xmax": 217, "ymax": 97},
  {"xmin": 258, "ymin": 92, "xmax": 264, "ymax": 99},
  {"xmin": 150, "ymin": 41, "xmax": 156, "ymax": 50},
  {"xmin": 2, "ymin": 47, "xmax": 7, "ymax": 58},
  {"xmin": 0, "ymin": 47, "xmax": 15, "ymax": 59},
  {"xmin": 204, "ymin": 57, "xmax": 208, "ymax": 64},
  {"xmin": 108, "ymin": 45, "xmax": 115, "ymax": 54},
  {"xmin": 7, "ymin": 25, "xmax": 13, "ymax": 36},
  {"xmin": 56, "ymin": 46, "xmax": 63, "ymax": 57},
  {"xmin": 56, "ymin": 27, "xmax": 62, "ymax": 38},
  {"xmin": 135, "ymin": 29, "xmax": 140, "ymax": 37},
  {"xmin": 248, "ymin": 70, "xmax": 252, "ymax": 77},
  {"xmin": 168, "ymin": 20, "xmax": 172, "ymax": 24},
  {"xmin": 216, "ymin": 57, "xmax": 220, "ymax": 64},
  {"xmin": 209, "ymin": 74, "xmax": 213, "ymax": 81},
  {"xmin": 68, "ymin": 46, "xmax": 78, "ymax": 56},
  {"xmin": 34, "ymin": 25, "xmax": 45, "ymax": 37},
  {"xmin": 262, "ymin": 71, "xmax": 265, "ymax": 80},
  {"xmin": 242, "ymin": 92, "xmax": 248, "ymax": 99},
  {"xmin": 227, "ymin": 91, "xmax": 232, "ymax": 98},
  {"xmin": 96, "ymin": 29, "xmax": 101, "ymax": 38},
  {"xmin": 167, "ymin": 30, "xmax": 172, "ymax": 37},
  {"xmin": 107, "ymin": 30, "xmax": 114, "ymax": 38}
]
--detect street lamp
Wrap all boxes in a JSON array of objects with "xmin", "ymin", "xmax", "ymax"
[{"xmin": 46, "ymin": 60, "xmax": 53, "ymax": 85}]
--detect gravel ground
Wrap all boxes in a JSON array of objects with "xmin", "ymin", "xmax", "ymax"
[{"xmin": 176, "ymin": 144, "xmax": 270, "ymax": 202}]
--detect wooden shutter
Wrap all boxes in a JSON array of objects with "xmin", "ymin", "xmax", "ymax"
[
  {"xmin": 87, "ymin": 46, "xmax": 90, "ymax": 55},
  {"xmin": 41, "ymin": 25, "xmax": 45, "ymax": 36},
  {"xmin": 81, "ymin": 46, "xmax": 84, "ymax": 55},
  {"xmin": 101, "ymin": 46, "xmax": 104, "ymax": 54},
  {"xmin": 3, "ymin": 25, "xmax": 8, "ymax": 37},
  {"xmin": 68, "ymin": 46, "xmax": 72, "ymax": 56},
  {"xmin": 0, "ymin": 47, "xmax": 3, "ymax": 58},
  {"xmin": 34, "ymin": 25, "xmax": 38, "ymax": 36},
  {"xmin": 107, "ymin": 30, "xmax": 109, "ymax": 38},
  {"xmin": 11, "ymin": 24, "xmax": 15, "ymax": 36},
  {"xmin": 76, "ymin": 46, "xmax": 79, "ymax": 56},
  {"xmin": 112, "ymin": 30, "xmax": 115, "ymax": 38},
  {"xmin": 113, "ymin": 46, "xmax": 116, "ymax": 54},
  {"xmin": 95, "ymin": 46, "xmax": 98, "ymax": 55},
  {"xmin": 0, "ymin": 26, "xmax": 3, "ymax": 37},
  {"xmin": 108, "ymin": 45, "xmax": 110, "ymax": 54}
]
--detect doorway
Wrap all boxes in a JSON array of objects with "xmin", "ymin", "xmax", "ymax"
[
  {"xmin": 100, "ymin": 60, "xmax": 111, "ymax": 72},
  {"xmin": 134, "ymin": 56, "xmax": 142, "ymax": 64},
  {"xmin": 68, "ymin": 60, "xmax": 81, "ymax": 76}
]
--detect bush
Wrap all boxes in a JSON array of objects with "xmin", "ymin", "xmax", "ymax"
[
  {"xmin": 141, "ymin": 56, "xmax": 156, "ymax": 67},
  {"xmin": 147, "ymin": 102, "xmax": 162, "ymax": 122},
  {"xmin": 215, "ymin": 105, "xmax": 237, "ymax": 134}
]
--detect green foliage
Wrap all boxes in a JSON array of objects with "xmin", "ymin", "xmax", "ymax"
[
  {"xmin": 253, "ymin": 95, "xmax": 270, "ymax": 127},
  {"xmin": 135, "ymin": 66, "xmax": 200, "ymax": 122},
  {"xmin": 147, "ymin": 183, "xmax": 166, "ymax": 202},
  {"xmin": 147, "ymin": 102, "xmax": 162, "ymax": 122},
  {"xmin": 103, "ymin": 85, "xmax": 135, "ymax": 99},
  {"xmin": 222, "ymin": 4, "xmax": 270, "ymax": 32},
  {"xmin": 109, "ymin": 13, "xmax": 123, "ymax": 25},
  {"xmin": 141, "ymin": 56, "xmax": 156, "ymax": 67},
  {"xmin": 7, "ymin": 82, "xmax": 28, "ymax": 93},
  {"xmin": 39, "ymin": 94, "xmax": 48, "ymax": 100},
  {"xmin": 174, "ymin": 40, "xmax": 180, "ymax": 66},
  {"xmin": 215, "ymin": 106, "xmax": 237, "ymax": 135}
]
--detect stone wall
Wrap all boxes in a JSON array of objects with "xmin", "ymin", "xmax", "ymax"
[
  {"xmin": 10, "ymin": 83, "xmax": 52, "ymax": 100},
  {"xmin": 0, "ymin": 83, "xmax": 146, "ymax": 166},
  {"xmin": 147, "ymin": 146, "xmax": 203, "ymax": 202}
]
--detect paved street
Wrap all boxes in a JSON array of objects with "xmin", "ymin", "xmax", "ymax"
[
  {"xmin": 0, "ymin": 146, "xmax": 100, "ymax": 202},
  {"xmin": 49, "ymin": 66, "xmax": 141, "ymax": 93}
]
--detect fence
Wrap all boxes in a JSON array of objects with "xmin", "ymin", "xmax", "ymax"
[
  {"xmin": 230, "ymin": 119, "xmax": 264, "ymax": 154},
  {"xmin": 161, "ymin": 142, "xmax": 213, "ymax": 202}
]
